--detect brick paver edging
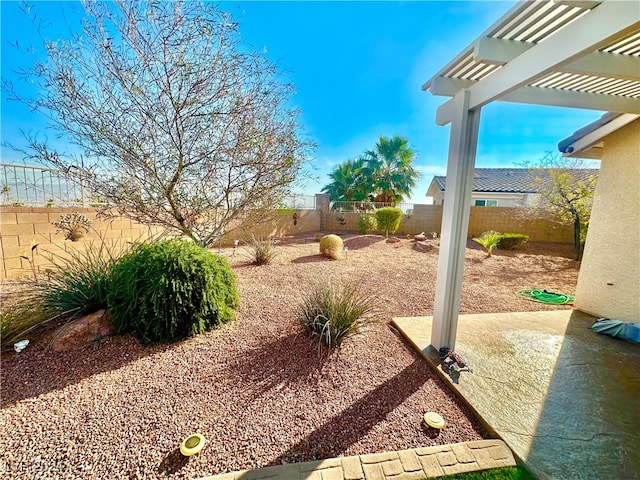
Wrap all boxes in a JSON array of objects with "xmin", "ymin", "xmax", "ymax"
[{"xmin": 198, "ymin": 439, "xmax": 516, "ymax": 480}]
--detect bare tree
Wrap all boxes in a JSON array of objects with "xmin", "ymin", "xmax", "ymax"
[
  {"xmin": 519, "ymin": 152, "xmax": 598, "ymax": 260},
  {"xmin": 4, "ymin": 1, "xmax": 313, "ymax": 246}
]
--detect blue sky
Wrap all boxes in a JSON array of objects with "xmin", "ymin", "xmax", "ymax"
[{"xmin": 1, "ymin": 1, "xmax": 603, "ymax": 201}]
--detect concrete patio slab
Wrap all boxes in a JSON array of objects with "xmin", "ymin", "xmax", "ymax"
[{"xmin": 393, "ymin": 310, "xmax": 640, "ymax": 480}]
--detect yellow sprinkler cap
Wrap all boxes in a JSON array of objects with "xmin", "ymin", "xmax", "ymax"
[
  {"xmin": 424, "ymin": 412, "xmax": 446, "ymax": 429},
  {"xmin": 180, "ymin": 433, "xmax": 206, "ymax": 456}
]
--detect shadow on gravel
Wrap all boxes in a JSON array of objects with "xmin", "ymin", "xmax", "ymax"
[
  {"xmin": 225, "ymin": 332, "xmax": 329, "ymax": 405},
  {"xmin": 0, "ymin": 333, "xmax": 170, "ymax": 407},
  {"xmin": 262, "ymin": 357, "xmax": 430, "ymax": 467},
  {"xmin": 157, "ymin": 448, "xmax": 189, "ymax": 475},
  {"xmin": 343, "ymin": 235, "xmax": 385, "ymax": 250},
  {"xmin": 291, "ymin": 254, "xmax": 332, "ymax": 264}
]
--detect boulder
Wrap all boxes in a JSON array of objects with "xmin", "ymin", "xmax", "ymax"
[
  {"xmin": 51, "ymin": 309, "xmax": 113, "ymax": 352},
  {"xmin": 414, "ymin": 233, "xmax": 427, "ymax": 241},
  {"xmin": 386, "ymin": 236, "xmax": 401, "ymax": 243},
  {"xmin": 413, "ymin": 241, "xmax": 434, "ymax": 252}
]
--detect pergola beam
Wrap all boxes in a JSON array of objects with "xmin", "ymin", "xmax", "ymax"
[
  {"xmin": 466, "ymin": 0, "xmax": 640, "ymax": 110},
  {"xmin": 474, "ymin": 37, "xmax": 640, "ymax": 82},
  {"xmin": 435, "ymin": 83, "xmax": 640, "ymax": 125}
]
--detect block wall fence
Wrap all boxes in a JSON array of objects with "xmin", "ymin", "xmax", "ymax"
[
  {"xmin": 0, "ymin": 203, "xmax": 571, "ymax": 279},
  {"xmin": 325, "ymin": 204, "xmax": 573, "ymax": 244}
]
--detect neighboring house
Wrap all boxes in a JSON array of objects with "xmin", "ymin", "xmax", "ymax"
[
  {"xmin": 426, "ymin": 168, "xmax": 598, "ymax": 206},
  {"xmin": 559, "ymin": 113, "xmax": 639, "ymax": 323}
]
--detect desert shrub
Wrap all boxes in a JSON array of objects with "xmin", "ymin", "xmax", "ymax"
[
  {"xmin": 375, "ymin": 207, "xmax": 402, "ymax": 237},
  {"xmin": 53, "ymin": 212, "xmax": 92, "ymax": 241},
  {"xmin": 358, "ymin": 215, "xmax": 377, "ymax": 234},
  {"xmin": 319, "ymin": 234, "xmax": 344, "ymax": 260},
  {"xmin": 472, "ymin": 231, "xmax": 503, "ymax": 257},
  {"xmin": 107, "ymin": 239, "xmax": 239, "ymax": 344},
  {"xmin": 298, "ymin": 280, "xmax": 378, "ymax": 348},
  {"xmin": 36, "ymin": 238, "xmax": 131, "ymax": 319},
  {"xmin": 497, "ymin": 233, "xmax": 529, "ymax": 250},
  {"xmin": 246, "ymin": 235, "xmax": 278, "ymax": 265},
  {"xmin": 0, "ymin": 285, "xmax": 54, "ymax": 351}
]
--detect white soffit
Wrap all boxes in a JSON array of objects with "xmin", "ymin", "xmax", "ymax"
[{"xmin": 424, "ymin": 0, "xmax": 640, "ymax": 125}]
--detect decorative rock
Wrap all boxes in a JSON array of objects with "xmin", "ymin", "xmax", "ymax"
[
  {"xmin": 414, "ymin": 233, "xmax": 427, "ymax": 241},
  {"xmin": 51, "ymin": 309, "xmax": 113, "ymax": 352},
  {"xmin": 386, "ymin": 236, "xmax": 401, "ymax": 243},
  {"xmin": 413, "ymin": 241, "xmax": 433, "ymax": 252}
]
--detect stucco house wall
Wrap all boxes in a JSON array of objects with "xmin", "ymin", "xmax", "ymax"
[
  {"xmin": 428, "ymin": 189, "xmax": 532, "ymax": 207},
  {"xmin": 575, "ymin": 119, "xmax": 640, "ymax": 321}
]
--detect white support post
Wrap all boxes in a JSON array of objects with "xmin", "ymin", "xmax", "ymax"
[{"xmin": 431, "ymin": 90, "xmax": 481, "ymax": 350}]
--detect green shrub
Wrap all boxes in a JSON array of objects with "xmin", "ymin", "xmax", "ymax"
[
  {"xmin": 246, "ymin": 235, "xmax": 278, "ymax": 265},
  {"xmin": 472, "ymin": 231, "xmax": 503, "ymax": 257},
  {"xmin": 298, "ymin": 280, "xmax": 378, "ymax": 348},
  {"xmin": 37, "ymin": 238, "xmax": 130, "ymax": 319},
  {"xmin": 497, "ymin": 233, "xmax": 529, "ymax": 250},
  {"xmin": 375, "ymin": 207, "xmax": 402, "ymax": 237},
  {"xmin": 358, "ymin": 215, "xmax": 377, "ymax": 234},
  {"xmin": 107, "ymin": 239, "xmax": 239, "ymax": 344},
  {"xmin": 319, "ymin": 234, "xmax": 343, "ymax": 260}
]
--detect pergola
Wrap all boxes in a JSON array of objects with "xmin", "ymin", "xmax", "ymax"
[{"xmin": 422, "ymin": 0, "xmax": 640, "ymax": 349}]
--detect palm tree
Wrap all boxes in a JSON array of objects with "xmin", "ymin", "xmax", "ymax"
[
  {"xmin": 364, "ymin": 135, "xmax": 420, "ymax": 204},
  {"xmin": 321, "ymin": 158, "xmax": 371, "ymax": 202}
]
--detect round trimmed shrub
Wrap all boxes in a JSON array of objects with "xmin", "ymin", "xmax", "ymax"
[
  {"xmin": 107, "ymin": 239, "xmax": 239, "ymax": 344},
  {"xmin": 358, "ymin": 215, "xmax": 377, "ymax": 235},
  {"xmin": 319, "ymin": 234, "xmax": 343, "ymax": 260},
  {"xmin": 375, "ymin": 207, "xmax": 402, "ymax": 237}
]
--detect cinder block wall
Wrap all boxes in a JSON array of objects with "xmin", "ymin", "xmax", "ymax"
[
  {"xmin": 0, "ymin": 204, "xmax": 569, "ymax": 279},
  {"xmin": 0, "ymin": 207, "xmax": 163, "ymax": 280},
  {"xmin": 0, "ymin": 207, "xmax": 321, "ymax": 279},
  {"xmin": 323, "ymin": 205, "xmax": 572, "ymax": 243},
  {"xmin": 221, "ymin": 209, "xmax": 321, "ymax": 244}
]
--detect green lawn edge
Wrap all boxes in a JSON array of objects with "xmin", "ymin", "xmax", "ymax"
[{"xmin": 421, "ymin": 466, "xmax": 535, "ymax": 480}]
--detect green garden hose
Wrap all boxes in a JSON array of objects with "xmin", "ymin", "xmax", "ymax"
[{"xmin": 516, "ymin": 289, "xmax": 575, "ymax": 305}]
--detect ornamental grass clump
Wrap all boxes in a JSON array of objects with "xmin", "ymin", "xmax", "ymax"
[
  {"xmin": 36, "ymin": 237, "xmax": 130, "ymax": 320},
  {"xmin": 298, "ymin": 280, "xmax": 378, "ymax": 348},
  {"xmin": 246, "ymin": 234, "xmax": 278, "ymax": 265},
  {"xmin": 472, "ymin": 230, "xmax": 503, "ymax": 257},
  {"xmin": 107, "ymin": 239, "xmax": 238, "ymax": 344},
  {"xmin": 319, "ymin": 234, "xmax": 343, "ymax": 260},
  {"xmin": 0, "ymin": 286, "xmax": 53, "ymax": 352}
]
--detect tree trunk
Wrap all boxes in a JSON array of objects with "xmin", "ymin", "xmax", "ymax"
[{"xmin": 573, "ymin": 214, "xmax": 582, "ymax": 261}]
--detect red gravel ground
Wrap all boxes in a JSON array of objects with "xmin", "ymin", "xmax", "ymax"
[{"xmin": 0, "ymin": 234, "xmax": 579, "ymax": 479}]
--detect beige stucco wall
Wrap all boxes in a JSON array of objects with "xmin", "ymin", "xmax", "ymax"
[{"xmin": 575, "ymin": 119, "xmax": 640, "ymax": 321}]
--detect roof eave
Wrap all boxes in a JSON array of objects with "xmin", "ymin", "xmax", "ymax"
[{"xmin": 558, "ymin": 112, "xmax": 640, "ymax": 158}]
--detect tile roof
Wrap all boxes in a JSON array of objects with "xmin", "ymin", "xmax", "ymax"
[{"xmin": 430, "ymin": 168, "xmax": 598, "ymax": 194}]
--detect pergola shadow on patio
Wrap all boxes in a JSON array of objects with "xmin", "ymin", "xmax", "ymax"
[{"xmin": 393, "ymin": 310, "xmax": 640, "ymax": 480}]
